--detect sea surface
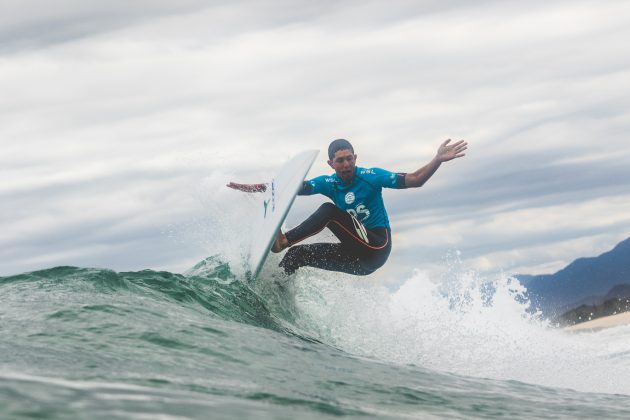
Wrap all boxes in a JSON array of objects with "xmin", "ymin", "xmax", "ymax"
[{"xmin": 2, "ymin": 257, "xmax": 630, "ymax": 419}]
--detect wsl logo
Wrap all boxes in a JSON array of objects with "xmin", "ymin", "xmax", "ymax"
[{"xmin": 344, "ymin": 192, "xmax": 355, "ymax": 205}]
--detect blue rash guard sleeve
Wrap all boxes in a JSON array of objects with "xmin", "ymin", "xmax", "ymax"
[
  {"xmin": 297, "ymin": 175, "xmax": 334, "ymax": 197},
  {"xmin": 370, "ymin": 168, "xmax": 408, "ymax": 189}
]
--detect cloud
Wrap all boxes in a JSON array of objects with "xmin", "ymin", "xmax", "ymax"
[
  {"xmin": 0, "ymin": 0, "xmax": 216, "ymax": 53},
  {"xmin": 2, "ymin": 0, "xmax": 630, "ymax": 276}
]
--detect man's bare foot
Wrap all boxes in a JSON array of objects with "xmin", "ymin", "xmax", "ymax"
[{"xmin": 271, "ymin": 231, "xmax": 289, "ymax": 253}]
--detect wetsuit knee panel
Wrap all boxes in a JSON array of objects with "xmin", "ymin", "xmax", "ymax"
[{"xmin": 318, "ymin": 202, "xmax": 338, "ymax": 215}]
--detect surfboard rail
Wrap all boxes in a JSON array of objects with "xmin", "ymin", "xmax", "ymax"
[{"xmin": 247, "ymin": 150, "xmax": 319, "ymax": 278}]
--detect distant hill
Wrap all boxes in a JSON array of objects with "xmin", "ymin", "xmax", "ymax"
[
  {"xmin": 604, "ymin": 283, "xmax": 630, "ymax": 299},
  {"xmin": 516, "ymin": 236, "xmax": 630, "ymax": 317},
  {"xmin": 555, "ymin": 285, "xmax": 630, "ymax": 326}
]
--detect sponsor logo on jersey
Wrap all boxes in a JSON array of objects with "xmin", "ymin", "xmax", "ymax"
[
  {"xmin": 347, "ymin": 204, "xmax": 370, "ymax": 222},
  {"xmin": 360, "ymin": 169, "xmax": 376, "ymax": 175},
  {"xmin": 345, "ymin": 192, "xmax": 355, "ymax": 204}
]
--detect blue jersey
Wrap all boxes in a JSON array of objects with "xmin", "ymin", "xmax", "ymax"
[{"xmin": 299, "ymin": 166, "xmax": 407, "ymax": 229}]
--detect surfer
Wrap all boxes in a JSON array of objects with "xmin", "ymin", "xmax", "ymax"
[{"xmin": 228, "ymin": 138, "xmax": 467, "ymax": 275}]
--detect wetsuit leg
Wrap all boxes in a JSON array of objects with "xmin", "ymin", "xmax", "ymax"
[
  {"xmin": 279, "ymin": 243, "xmax": 370, "ymax": 276},
  {"xmin": 279, "ymin": 202, "xmax": 392, "ymax": 275}
]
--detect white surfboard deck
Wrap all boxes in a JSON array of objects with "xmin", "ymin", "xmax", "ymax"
[{"xmin": 248, "ymin": 150, "xmax": 319, "ymax": 279}]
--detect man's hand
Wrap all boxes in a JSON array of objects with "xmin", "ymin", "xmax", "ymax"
[
  {"xmin": 226, "ymin": 182, "xmax": 267, "ymax": 193},
  {"xmin": 404, "ymin": 139, "xmax": 468, "ymax": 187},
  {"xmin": 436, "ymin": 139, "xmax": 467, "ymax": 162}
]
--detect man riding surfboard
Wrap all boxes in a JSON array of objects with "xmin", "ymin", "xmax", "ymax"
[{"xmin": 228, "ymin": 138, "xmax": 467, "ymax": 275}]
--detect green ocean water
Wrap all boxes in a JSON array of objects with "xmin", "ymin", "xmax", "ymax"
[{"xmin": 2, "ymin": 259, "xmax": 630, "ymax": 419}]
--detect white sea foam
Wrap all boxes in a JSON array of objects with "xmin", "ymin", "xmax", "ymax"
[
  {"xmin": 288, "ymin": 262, "xmax": 630, "ymax": 396},
  {"xmin": 175, "ymin": 171, "xmax": 262, "ymax": 278}
]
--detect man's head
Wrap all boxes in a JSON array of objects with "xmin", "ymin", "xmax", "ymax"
[{"xmin": 327, "ymin": 139, "xmax": 356, "ymax": 183}]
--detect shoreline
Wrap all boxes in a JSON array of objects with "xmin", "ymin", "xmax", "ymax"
[{"xmin": 564, "ymin": 311, "xmax": 630, "ymax": 332}]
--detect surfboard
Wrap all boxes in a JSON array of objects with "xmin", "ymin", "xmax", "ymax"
[{"xmin": 248, "ymin": 150, "xmax": 319, "ymax": 278}]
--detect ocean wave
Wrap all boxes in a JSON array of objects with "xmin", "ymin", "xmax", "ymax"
[
  {"xmin": 4, "ymin": 255, "xmax": 630, "ymax": 398},
  {"xmin": 0, "ymin": 258, "xmax": 284, "ymax": 333}
]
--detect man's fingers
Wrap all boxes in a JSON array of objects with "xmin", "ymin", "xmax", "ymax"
[
  {"xmin": 452, "ymin": 141, "xmax": 467, "ymax": 152},
  {"xmin": 227, "ymin": 182, "xmax": 245, "ymax": 191},
  {"xmin": 443, "ymin": 139, "xmax": 467, "ymax": 151}
]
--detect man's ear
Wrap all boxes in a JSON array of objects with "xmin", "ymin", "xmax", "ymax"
[{"xmin": 327, "ymin": 159, "xmax": 334, "ymax": 169}]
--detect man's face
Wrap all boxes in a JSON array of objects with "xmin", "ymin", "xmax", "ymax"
[{"xmin": 328, "ymin": 149, "xmax": 357, "ymax": 183}]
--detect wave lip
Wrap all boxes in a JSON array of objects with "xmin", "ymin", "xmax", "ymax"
[{"xmin": 1, "ymin": 258, "xmax": 283, "ymax": 332}]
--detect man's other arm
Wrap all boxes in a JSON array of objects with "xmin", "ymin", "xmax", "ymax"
[{"xmin": 404, "ymin": 139, "xmax": 467, "ymax": 188}]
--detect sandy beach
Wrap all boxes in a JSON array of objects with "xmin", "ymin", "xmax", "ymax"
[{"xmin": 565, "ymin": 311, "xmax": 630, "ymax": 332}]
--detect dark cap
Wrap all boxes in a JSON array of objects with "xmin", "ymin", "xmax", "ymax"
[{"xmin": 328, "ymin": 139, "xmax": 354, "ymax": 160}]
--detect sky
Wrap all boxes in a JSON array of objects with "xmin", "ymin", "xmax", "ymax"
[{"xmin": 2, "ymin": 0, "xmax": 630, "ymax": 279}]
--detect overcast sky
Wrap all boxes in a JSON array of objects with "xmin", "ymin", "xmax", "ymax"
[{"xmin": 2, "ymin": 0, "xmax": 630, "ymax": 279}]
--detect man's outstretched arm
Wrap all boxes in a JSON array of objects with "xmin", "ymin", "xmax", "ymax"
[
  {"xmin": 226, "ymin": 182, "xmax": 267, "ymax": 192},
  {"xmin": 404, "ymin": 139, "xmax": 467, "ymax": 188},
  {"xmin": 227, "ymin": 181, "xmax": 314, "ymax": 195}
]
